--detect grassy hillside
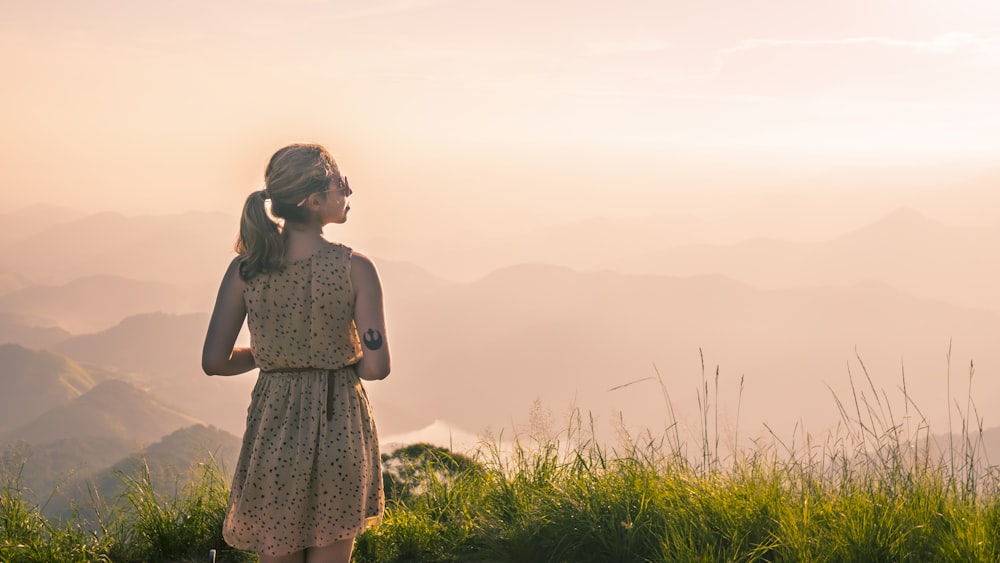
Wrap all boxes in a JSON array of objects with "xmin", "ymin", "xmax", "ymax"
[
  {"xmin": 0, "ymin": 435, "xmax": 137, "ymax": 508},
  {"xmin": 50, "ymin": 311, "xmax": 257, "ymax": 436},
  {"xmin": 0, "ymin": 344, "xmax": 95, "ymax": 434},
  {"xmin": 2, "ymin": 378, "xmax": 202, "ymax": 446},
  {"xmin": 3, "ymin": 427, "xmax": 1000, "ymax": 562},
  {"xmin": 44, "ymin": 424, "xmax": 241, "ymax": 523}
]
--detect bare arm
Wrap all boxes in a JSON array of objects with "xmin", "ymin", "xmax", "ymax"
[
  {"xmin": 350, "ymin": 252, "xmax": 391, "ymax": 381},
  {"xmin": 202, "ymin": 258, "xmax": 256, "ymax": 376}
]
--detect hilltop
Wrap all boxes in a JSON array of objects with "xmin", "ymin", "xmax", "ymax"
[{"xmin": 0, "ymin": 344, "xmax": 94, "ymax": 434}]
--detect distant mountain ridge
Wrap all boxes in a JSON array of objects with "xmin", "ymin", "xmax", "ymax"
[
  {"xmin": 367, "ymin": 260, "xmax": 1000, "ymax": 446},
  {"xmin": 613, "ymin": 206, "xmax": 1000, "ymax": 313},
  {"xmin": 0, "ymin": 342, "xmax": 238, "ymax": 520},
  {"xmin": 404, "ymin": 213, "xmax": 721, "ymax": 280},
  {"xmin": 0, "ymin": 204, "xmax": 84, "ymax": 246},
  {"xmin": 0, "ymin": 270, "xmax": 32, "ymax": 296},
  {"xmin": 0, "ymin": 275, "xmax": 214, "ymax": 333},
  {"xmin": 3, "ymin": 206, "xmax": 999, "ymax": 458},
  {"xmin": 0, "ymin": 313, "xmax": 72, "ymax": 349},
  {"xmin": 0, "ymin": 344, "xmax": 95, "ymax": 434},
  {"xmin": 50, "ymin": 311, "xmax": 256, "ymax": 436},
  {"xmin": 2, "ymin": 205, "xmax": 995, "ymax": 313},
  {"xmin": 1, "ymin": 378, "xmax": 202, "ymax": 447},
  {"xmin": 38, "ymin": 424, "xmax": 242, "ymax": 521},
  {"xmin": 53, "ymin": 312, "xmax": 210, "ymax": 376},
  {"xmin": 0, "ymin": 210, "xmax": 237, "ymax": 285}
]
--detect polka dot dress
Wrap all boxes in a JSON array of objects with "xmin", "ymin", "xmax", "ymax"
[{"xmin": 223, "ymin": 242, "xmax": 383, "ymax": 557}]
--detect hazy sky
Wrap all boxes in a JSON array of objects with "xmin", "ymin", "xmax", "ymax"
[{"xmin": 3, "ymin": 0, "xmax": 999, "ymax": 238}]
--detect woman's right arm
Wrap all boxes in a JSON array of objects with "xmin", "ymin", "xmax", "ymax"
[{"xmin": 202, "ymin": 258, "xmax": 256, "ymax": 376}]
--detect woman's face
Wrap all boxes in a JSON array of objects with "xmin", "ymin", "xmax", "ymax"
[{"xmin": 322, "ymin": 176, "xmax": 352, "ymax": 224}]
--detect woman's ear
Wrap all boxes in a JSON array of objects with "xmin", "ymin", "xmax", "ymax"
[{"xmin": 306, "ymin": 193, "xmax": 323, "ymax": 210}]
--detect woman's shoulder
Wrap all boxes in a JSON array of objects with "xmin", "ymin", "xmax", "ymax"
[
  {"xmin": 348, "ymin": 250, "xmax": 382, "ymax": 287},
  {"xmin": 221, "ymin": 256, "xmax": 248, "ymax": 291},
  {"xmin": 348, "ymin": 249, "xmax": 378, "ymax": 269}
]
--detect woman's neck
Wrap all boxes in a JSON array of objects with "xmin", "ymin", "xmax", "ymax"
[{"xmin": 283, "ymin": 219, "xmax": 330, "ymax": 253}]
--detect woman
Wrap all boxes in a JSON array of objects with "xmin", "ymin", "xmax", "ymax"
[{"xmin": 202, "ymin": 144, "xmax": 390, "ymax": 563}]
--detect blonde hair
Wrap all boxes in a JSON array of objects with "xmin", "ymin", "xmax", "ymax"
[{"xmin": 235, "ymin": 144, "xmax": 340, "ymax": 280}]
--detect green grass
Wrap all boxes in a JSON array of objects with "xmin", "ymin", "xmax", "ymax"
[
  {"xmin": 1, "ymin": 459, "xmax": 254, "ymax": 563},
  {"xmin": 3, "ymin": 358, "xmax": 1000, "ymax": 562},
  {"xmin": 354, "ymin": 428, "xmax": 1000, "ymax": 562},
  {"xmin": 3, "ymin": 432, "xmax": 1000, "ymax": 562}
]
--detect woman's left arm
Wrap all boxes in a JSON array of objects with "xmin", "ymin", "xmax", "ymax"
[
  {"xmin": 202, "ymin": 258, "xmax": 256, "ymax": 376},
  {"xmin": 350, "ymin": 252, "xmax": 391, "ymax": 381}
]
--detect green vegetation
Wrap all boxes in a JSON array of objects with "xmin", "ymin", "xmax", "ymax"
[
  {"xmin": 3, "ymin": 430, "xmax": 1000, "ymax": 562},
  {"xmin": 354, "ymin": 421, "xmax": 1000, "ymax": 562},
  {"xmin": 3, "ymin": 364, "xmax": 999, "ymax": 562}
]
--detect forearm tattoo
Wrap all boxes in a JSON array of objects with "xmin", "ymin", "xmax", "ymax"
[{"xmin": 362, "ymin": 328, "xmax": 384, "ymax": 350}]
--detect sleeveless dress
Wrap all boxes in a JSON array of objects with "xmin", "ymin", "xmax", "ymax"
[{"xmin": 223, "ymin": 242, "xmax": 384, "ymax": 556}]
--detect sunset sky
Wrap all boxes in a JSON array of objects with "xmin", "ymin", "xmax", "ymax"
[{"xmin": 3, "ymin": 0, "xmax": 999, "ymax": 238}]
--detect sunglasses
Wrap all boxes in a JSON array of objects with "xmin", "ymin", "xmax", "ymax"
[{"xmin": 296, "ymin": 176, "xmax": 350, "ymax": 207}]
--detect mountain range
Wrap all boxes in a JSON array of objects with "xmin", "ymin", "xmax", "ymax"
[
  {"xmin": 1, "ymin": 205, "xmax": 999, "ymax": 456},
  {"xmin": 614, "ymin": 207, "xmax": 1000, "ymax": 313},
  {"xmin": 0, "ymin": 275, "xmax": 214, "ymax": 333},
  {"xmin": 0, "ymin": 210, "xmax": 237, "ymax": 285},
  {"xmin": 0, "ymin": 343, "xmax": 242, "ymax": 519},
  {"xmin": 45, "ymin": 424, "xmax": 242, "ymax": 522},
  {"xmin": 12, "ymin": 256, "xmax": 991, "ymax": 449},
  {"xmin": 0, "ymin": 344, "xmax": 95, "ymax": 434}
]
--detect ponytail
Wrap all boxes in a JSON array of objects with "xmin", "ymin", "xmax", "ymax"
[
  {"xmin": 235, "ymin": 144, "xmax": 339, "ymax": 280},
  {"xmin": 235, "ymin": 190, "xmax": 285, "ymax": 281}
]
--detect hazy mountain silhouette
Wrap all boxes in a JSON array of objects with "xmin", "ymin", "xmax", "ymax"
[
  {"xmin": 0, "ymin": 344, "xmax": 95, "ymax": 434},
  {"xmin": 46, "ymin": 311, "xmax": 259, "ymax": 435},
  {"xmin": 52, "ymin": 312, "xmax": 210, "ymax": 375},
  {"xmin": 401, "ymin": 213, "xmax": 720, "ymax": 280},
  {"xmin": 6, "ymin": 206, "xmax": 998, "ymax": 449},
  {"xmin": 20, "ymin": 258, "xmax": 1000, "ymax": 447},
  {"xmin": 377, "ymin": 258, "xmax": 453, "ymax": 299},
  {"xmin": 0, "ymin": 275, "xmax": 214, "ymax": 333},
  {"xmin": 47, "ymin": 309, "xmax": 437, "ymax": 436},
  {"xmin": 0, "ymin": 344, "xmax": 234, "ymax": 517},
  {"xmin": 912, "ymin": 167, "xmax": 1000, "ymax": 228},
  {"xmin": 835, "ymin": 206, "xmax": 950, "ymax": 245},
  {"xmin": 1, "ymin": 435, "xmax": 139, "ymax": 509},
  {"xmin": 3, "ymin": 206, "xmax": 995, "ymax": 314},
  {"xmin": 0, "ymin": 211, "xmax": 236, "ymax": 285},
  {"xmin": 0, "ymin": 378, "xmax": 201, "ymax": 446},
  {"xmin": 972, "ymin": 426, "xmax": 1000, "ymax": 468},
  {"xmin": 0, "ymin": 270, "xmax": 32, "ymax": 296},
  {"xmin": 366, "ymin": 263, "xmax": 1000, "ymax": 445},
  {"xmin": 614, "ymin": 206, "xmax": 1000, "ymax": 313},
  {"xmin": 0, "ymin": 313, "xmax": 71, "ymax": 348},
  {"xmin": 0, "ymin": 204, "xmax": 84, "ymax": 246},
  {"xmin": 42, "ymin": 424, "xmax": 242, "ymax": 521}
]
